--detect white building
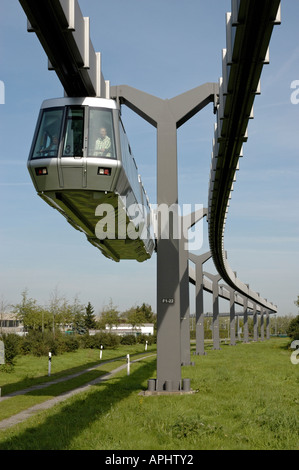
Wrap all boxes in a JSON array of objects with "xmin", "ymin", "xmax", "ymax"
[
  {"xmin": 89, "ymin": 323, "xmax": 154, "ymax": 337},
  {"xmin": 0, "ymin": 312, "xmax": 24, "ymax": 335}
]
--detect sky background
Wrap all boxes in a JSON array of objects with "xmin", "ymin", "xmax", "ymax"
[{"xmin": 0, "ymin": 0, "xmax": 298, "ymax": 317}]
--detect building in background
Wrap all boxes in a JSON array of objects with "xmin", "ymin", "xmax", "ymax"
[
  {"xmin": 0, "ymin": 312, "xmax": 23, "ymax": 335},
  {"xmin": 89, "ymin": 323, "xmax": 154, "ymax": 337}
]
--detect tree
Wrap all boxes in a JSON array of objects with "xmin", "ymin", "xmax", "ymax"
[
  {"xmin": 99, "ymin": 299, "xmax": 119, "ymax": 330},
  {"xmin": 48, "ymin": 287, "xmax": 72, "ymax": 336},
  {"xmin": 2, "ymin": 334, "xmax": 19, "ymax": 366},
  {"xmin": 12, "ymin": 289, "xmax": 41, "ymax": 331},
  {"xmin": 121, "ymin": 304, "xmax": 156, "ymax": 327},
  {"xmin": 270, "ymin": 314, "xmax": 295, "ymax": 335},
  {"xmin": 287, "ymin": 315, "xmax": 299, "ymax": 341},
  {"xmin": 126, "ymin": 308, "xmax": 146, "ymax": 330},
  {"xmin": 84, "ymin": 302, "xmax": 97, "ymax": 330},
  {"xmin": 136, "ymin": 303, "xmax": 156, "ymax": 324},
  {"xmin": 70, "ymin": 295, "xmax": 86, "ymax": 335}
]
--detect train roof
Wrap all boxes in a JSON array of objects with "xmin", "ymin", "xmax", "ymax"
[{"xmin": 40, "ymin": 96, "xmax": 118, "ymax": 110}]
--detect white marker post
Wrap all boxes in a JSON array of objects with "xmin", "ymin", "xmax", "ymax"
[
  {"xmin": 48, "ymin": 352, "xmax": 52, "ymax": 377},
  {"xmin": 0, "ymin": 341, "xmax": 5, "ymax": 365},
  {"xmin": 145, "ymin": 340, "xmax": 148, "ymax": 351},
  {"xmin": 127, "ymin": 354, "xmax": 130, "ymax": 376},
  {"xmin": 100, "ymin": 344, "xmax": 103, "ymax": 360},
  {"xmin": 0, "ymin": 340, "xmax": 4, "ymax": 396}
]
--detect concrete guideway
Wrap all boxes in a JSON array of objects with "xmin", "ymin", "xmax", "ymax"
[{"xmin": 0, "ymin": 354, "xmax": 156, "ymax": 431}]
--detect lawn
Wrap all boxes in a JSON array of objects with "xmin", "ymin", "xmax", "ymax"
[
  {"xmin": 0, "ymin": 338, "xmax": 298, "ymax": 450},
  {"xmin": 0, "ymin": 343, "xmax": 155, "ymax": 396}
]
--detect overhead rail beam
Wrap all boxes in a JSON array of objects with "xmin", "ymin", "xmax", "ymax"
[
  {"xmin": 19, "ymin": 0, "xmax": 108, "ymax": 98},
  {"xmin": 208, "ymin": 0, "xmax": 281, "ymax": 312},
  {"xmin": 189, "ymin": 266, "xmax": 257, "ymax": 309}
]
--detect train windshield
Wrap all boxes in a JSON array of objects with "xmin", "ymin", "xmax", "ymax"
[
  {"xmin": 88, "ymin": 108, "xmax": 116, "ymax": 158},
  {"xmin": 62, "ymin": 107, "xmax": 84, "ymax": 157},
  {"xmin": 31, "ymin": 108, "xmax": 63, "ymax": 159},
  {"xmin": 31, "ymin": 105, "xmax": 116, "ymax": 160}
]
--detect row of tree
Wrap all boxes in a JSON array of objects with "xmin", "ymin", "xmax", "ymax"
[
  {"xmin": 9, "ymin": 288, "xmax": 156, "ymax": 334},
  {"xmin": 2, "ymin": 289, "xmax": 299, "ymax": 338}
]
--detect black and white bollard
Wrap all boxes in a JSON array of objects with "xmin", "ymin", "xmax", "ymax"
[
  {"xmin": 127, "ymin": 354, "xmax": 130, "ymax": 376},
  {"xmin": 48, "ymin": 352, "xmax": 52, "ymax": 377},
  {"xmin": 100, "ymin": 344, "xmax": 103, "ymax": 360}
]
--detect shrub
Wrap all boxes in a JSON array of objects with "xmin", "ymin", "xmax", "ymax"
[
  {"xmin": 1, "ymin": 334, "xmax": 21, "ymax": 366},
  {"xmin": 79, "ymin": 333, "xmax": 95, "ymax": 349},
  {"xmin": 204, "ymin": 329, "xmax": 212, "ymax": 340},
  {"xmin": 120, "ymin": 335, "xmax": 136, "ymax": 345},
  {"xmin": 136, "ymin": 334, "xmax": 156, "ymax": 345},
  {"xmin": 63, "ymin": 335, "xmax": 80, "ymax": 352},
  {"xmin": 18, "ymin": 330, "xmax": 80, "ymax": 356},
  {"xmin": 80, "ymin": 332, "xmax": 120, "ymax": 349},
  {"xmin": 20, "ymin": 330, "xmax": 50, "ymax": 357},
  {"xmin": 287, "ymin": 315, "xmax": 299, "ymax": 341}
]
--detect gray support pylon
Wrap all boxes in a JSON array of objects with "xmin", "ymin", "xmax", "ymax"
[
  {"xmin": 243, "ymin": 296, "xmax": 249, "ymax": 343},
  {"xmin": 237, "ymin": 313, "xmax": 242, "ymax": 341},
  {"xmin": 230, "ymin": 296, "xmax": 236, "ymax": 346},
  {"xmin": 266, "ymin": 311, "xmax": 270, "ymax": 340},
  {"xmin": 180, "ymin": 209, "xmax": 207, "ymax": 366},
  {"xmin": 260, "ymin": 309, "xmax": 265, "ymax": 341},
  {"xmin": 110, "ymin": 84, "xmax": 218, "ymax": 391},
  {"xmin": 204, "ymin": 272, "xmax": 222, "ymax": 350},
  {"xmin": 189, "ymin": 251, "xmax": 212, "ymax": 356},
  {"xmin": 253, "ymin": 302, "xmax": 258, "ymax": 342},
  {"xmin": 222, "ymin": 285, "xmax": 236, "ymax": 346}
]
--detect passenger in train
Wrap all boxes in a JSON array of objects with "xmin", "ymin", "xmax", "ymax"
[{"xmin": 94, "ymin": 127, "xmax": 111, "ymax": 157}]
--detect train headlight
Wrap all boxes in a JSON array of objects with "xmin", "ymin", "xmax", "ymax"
[
  {"xmin": 97, "ymin": 167, "xmax": 111, "ymax": 176},
  {"xmin": 35, "ymin": 167, "xmax": 48, "ymax": 176}
]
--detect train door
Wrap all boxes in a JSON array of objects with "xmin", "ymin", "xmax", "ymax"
[{"xmin": 58, "ymin": 106, "xmax": 87, "ymax": 189}]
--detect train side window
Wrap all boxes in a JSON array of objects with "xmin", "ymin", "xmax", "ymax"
[
  {"xmin": 88, "ymin": 108, "xmax": 116, "ymax": 158},
  {"xmin": 31, "ymin": 108, "xmax": 63, "ymax": 159},
  {"xmin": 62, "ymin": 107, "xmax": 84, "ymax": 157}
]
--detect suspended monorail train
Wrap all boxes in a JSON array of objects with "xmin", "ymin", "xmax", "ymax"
[{"xmin": 27, "ymin": 97, "xmax": 155, "ymax": 262}]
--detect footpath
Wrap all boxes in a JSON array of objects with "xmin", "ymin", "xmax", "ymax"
[{"xmin": 0, "ymin": 353, "xmax": 155, "ymax": 431}]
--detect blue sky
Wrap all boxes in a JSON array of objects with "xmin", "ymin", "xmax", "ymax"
[{"xmin": 0, "ymin": 0, "xmax": 298, "ymax": 317}]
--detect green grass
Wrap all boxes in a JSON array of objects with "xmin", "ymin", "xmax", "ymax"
[
  {"xmin": 0, "ymin": 339, "xmax": 298, "ymax": 450},
  {"xmin": 0, "ymin": 343, "xmax": 155, "ymax": 395}
]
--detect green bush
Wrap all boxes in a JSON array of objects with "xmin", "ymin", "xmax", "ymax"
[
  {"xmin": 1, "ymin": 334, "xmax": 21, "ymax": 366},
  {"xmin": 20, "ymin": 331, "xmax": 50, "ymax": 357},
  {"xmin": 18, "ymin": 331, "xmax": 80, "ymax": 357},
  {"xmin": 287, "ymin": 315, "xmax": 299, "ymax": 341},
  {"xmin": 80, "ymin": 332, "xmax": 120, "ymax": 349},
  {"xmin": 204, "ymin": 329, "xmax": 212, "ymax": 340},
  {"xmin": 79, "ymin": 333, "xmax": 95, "ymax": 349},
  {"xmin": 136, "ymin": 334, "xmax": 156, "ymax": 345},
  {"xmin": 63, "ymin": 335, "xmax": 80, "ymax": 352},
  {"xmin": 120, "ymin": 335, "xmax": 136, "ymax": 345}
]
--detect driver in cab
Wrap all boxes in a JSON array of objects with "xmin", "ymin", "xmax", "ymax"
[{"xmin": 94, "ymin": 127, "xmax": 111, "ymax": 157}]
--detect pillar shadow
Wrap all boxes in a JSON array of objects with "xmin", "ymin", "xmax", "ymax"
[{"xmin": 0, "ymin": 357, "xmax": 156, "ymax": 450}]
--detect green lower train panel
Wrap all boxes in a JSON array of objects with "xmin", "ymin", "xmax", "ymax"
[{"xmin": 39, "ymin": 190, "xmax": 153, "ymax": 262}]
